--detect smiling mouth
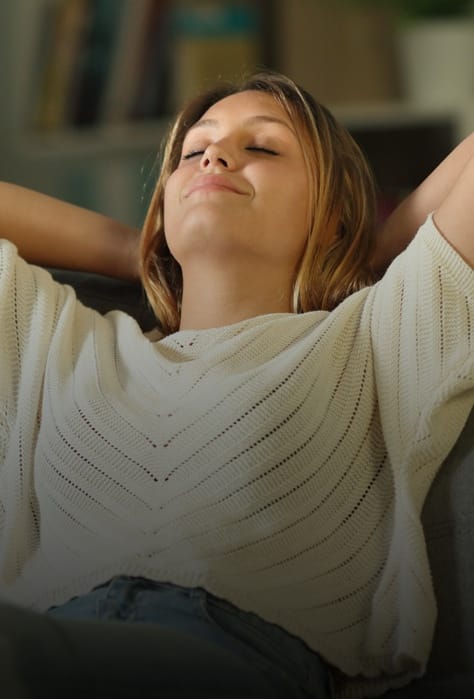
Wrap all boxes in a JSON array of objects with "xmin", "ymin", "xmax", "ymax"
[
  {"xmin": 187, "ymin": 183, "xmax": 242, "ymax": 196},
  {"xmin": 185, "ymin": 177, "xmax": 248, "ymax": 198}
]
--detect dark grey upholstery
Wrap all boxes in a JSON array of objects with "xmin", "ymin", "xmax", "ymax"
[
  {"xmin": 48, "ymin": 268, "xmax": 474, "ymax": 698},
  {"xmin": 48, "ymin": 268, "xmax": 157, "ymax": 332},
  {"xmin": 387, "ymin": 408, "xmax": 474, "ymax": 698}
]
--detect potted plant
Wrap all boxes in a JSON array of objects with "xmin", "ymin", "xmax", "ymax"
[
  {"xmin": 393, "ymin": 0, "xmax": 474, "ymax": 106},
  {"xmin": 348, "ymin": 0, "xmax": 474, "ymax": 105},
  {"xmin": 385, "ymin": 0, "xmax": 472, "ymax": 19}
]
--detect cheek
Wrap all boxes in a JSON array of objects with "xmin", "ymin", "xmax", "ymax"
[
  {"xmin": 272, "ymin": 175, "xmax": 310, "ymax": 254},
  {"xmin": 163, "ymin": 188, "xmax": 172, "ymax": 232},
  {"xmin": 163, "ymin": 177, "xmax": 181, "ymax": 244}
]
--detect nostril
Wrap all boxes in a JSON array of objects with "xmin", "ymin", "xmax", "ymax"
[{"xmin": 202, "ymin": 155, "xmax": 229, "ymax": 168}]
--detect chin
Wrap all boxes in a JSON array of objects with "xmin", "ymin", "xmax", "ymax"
[{"xmin": 167, "ymin": 211, "xmax": 249, "ymax": 260}]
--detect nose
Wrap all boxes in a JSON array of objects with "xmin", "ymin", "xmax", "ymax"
[{"xmin": 200, "ymin": 142, "xmax": 234, "ymax": 170}]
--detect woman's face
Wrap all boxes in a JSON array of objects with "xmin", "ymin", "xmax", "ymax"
[{"xmin": 164, "ymin": 90, "xmax": 310, "ymax": 281}]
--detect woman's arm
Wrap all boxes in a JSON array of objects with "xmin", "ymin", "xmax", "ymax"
[
  {"xmin": 434, "ymin": 154, "xmax": 474, "ymax": 269},
  {"xmin": 0, "ymin": 182, "xmax": 140, "ymax": 279},
  {"xmin": 372, "ymin": 132, "xmax": 474, "ymax": 275}
]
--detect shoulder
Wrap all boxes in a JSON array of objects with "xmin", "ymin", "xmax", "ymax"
[
  {"xmin": 418, "ymin": 213, "xmax": 474, "ymax": 283},
  {"xmin": 0, "ymin": 238, "xmax": 19, "ymax": 268},
  {"xmin": 372, "ymin": 213, "xmax": 474, "ymax": 305},
  {"xmin": 432, "ymin": 151, "xmax": 474, "ymax": 269}
]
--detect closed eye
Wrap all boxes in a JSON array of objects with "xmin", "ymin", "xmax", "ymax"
[
  {"xmin": 182, "ymin": 150, "xmax": 205, "ymax": 160},
  {"xmin": 246, "ymin": 146, "xmax": 279, "ymax": 156},
  {"xmin": 182, "ymin": 146, "xmax": 279, "ymax": 160}
]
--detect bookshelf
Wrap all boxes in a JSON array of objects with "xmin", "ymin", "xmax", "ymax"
[
  {"xmin": 1, "ymin": 0, "xmax": 472, "ymax": 227},
  {"xmin": 0, "ymin": 0, "xmax": 274, "ymax": 226}
]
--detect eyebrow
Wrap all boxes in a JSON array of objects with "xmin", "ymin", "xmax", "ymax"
[{"xmin": 188, "ymin": 115, "xmax": 296, "ymax": 135}]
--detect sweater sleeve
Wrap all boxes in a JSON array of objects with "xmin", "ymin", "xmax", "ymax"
[
  {"xmin": 0, "ymin": 240, "xmax": 76, "ymax": 577},
  {"xmin": 368, "ymin": 214, "xmax": 474, "ymax": 505}
]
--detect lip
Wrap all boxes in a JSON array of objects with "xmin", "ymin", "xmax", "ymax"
[{"xmin": 184, "ymin": 175, "xmax": 248, "ymax": 198}]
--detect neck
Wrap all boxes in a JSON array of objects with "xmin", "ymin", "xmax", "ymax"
[{"xmin": 178, "ymin": 263, "xmax": 293, "ymax": 331}]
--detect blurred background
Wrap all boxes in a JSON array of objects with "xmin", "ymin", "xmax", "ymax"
[{"xmin": 0, "ymin": 0, "xmax": 473, "ymax": 228}]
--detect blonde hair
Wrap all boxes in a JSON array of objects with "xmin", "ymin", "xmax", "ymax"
[{"xmin": 140, "ymin": 71, "xmax": 377, "ymax": 335}]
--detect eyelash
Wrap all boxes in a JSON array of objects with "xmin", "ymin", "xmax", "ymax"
[{"xmin": 182, "ymin": 146, "xmax": 279, "ymax": 160}]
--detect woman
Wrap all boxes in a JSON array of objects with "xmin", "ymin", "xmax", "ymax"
[{"xmin": 0, "ymin": 72, "xmax": 473, "ymax": 698}]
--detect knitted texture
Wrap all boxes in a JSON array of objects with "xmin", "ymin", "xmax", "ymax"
[{"xmin": 0, "ymin": 216, "xmax": 473, "ymax": 698}]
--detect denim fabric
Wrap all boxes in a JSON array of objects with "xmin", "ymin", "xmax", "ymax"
[{"xmin": 47, "ymin": 575, "xmax": 331, "ymax": 698}]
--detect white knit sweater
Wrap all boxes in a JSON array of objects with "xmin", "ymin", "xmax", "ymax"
[{"xmin": 0, "ymin": 215, "xmax": 473, "ymax": 698}]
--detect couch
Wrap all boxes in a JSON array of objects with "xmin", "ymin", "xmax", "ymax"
[{"xmin": 48, "ymin": 267, "xmax": 474, "ymax": 698}]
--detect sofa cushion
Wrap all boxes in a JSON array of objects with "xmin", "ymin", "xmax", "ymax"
[
  {"xmin": 48, "ymin": 268, "xmax": 157, "ymax": 331},
  {"xmin": 386, "ymin": 407, "xmax": 474, "ymax": 698}
]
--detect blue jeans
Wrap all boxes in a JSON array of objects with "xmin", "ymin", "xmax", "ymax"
[{"xmin": 41, "ymin": 575, "xmax": 332, "ymax": 698}]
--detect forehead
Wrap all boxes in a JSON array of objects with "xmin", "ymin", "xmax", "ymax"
[{"xmin": 195, "ymin": 90, "xmax": 293, "ymax": 129}]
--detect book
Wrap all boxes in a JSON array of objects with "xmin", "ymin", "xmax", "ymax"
[
  {"xmin": 1, "ymin": 0, "xmax": 57, "ymax": 131},
  {"xmin": 100, "ymin": 0, "xmax": 157, "ymax": 123},
  {"xmin": 33, "ymin": 0, "xmax": 90, "ymax": 130},
  {"xmin": 168, "ymin": 1, "xmax": 262, "ymax": 112},
  {"xmin": 69, "ymin": 0, "xmax": 126, "ymax": 126},
  {"xmin": 128, "ymin": 0, "xmax": 172, "ymax": 121}
]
